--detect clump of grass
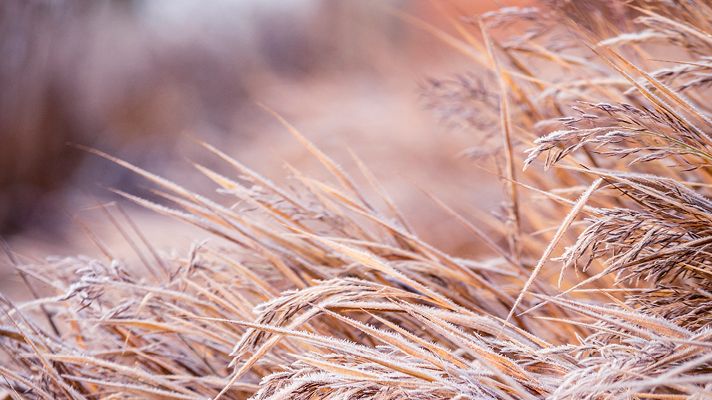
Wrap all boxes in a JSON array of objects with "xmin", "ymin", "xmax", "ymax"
[{"xmin": 2, "ymin": 0, "xmax": 712, "ymax": 399}]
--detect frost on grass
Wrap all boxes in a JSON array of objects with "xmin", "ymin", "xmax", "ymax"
[{"xmin": 2, "ymin": 1, "xmax": 712, "ymax": 399}]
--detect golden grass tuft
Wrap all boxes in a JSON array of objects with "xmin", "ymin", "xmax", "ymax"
[{"xmin": 2, "ymin": 0, "xmax": 712, "ymax": 399}]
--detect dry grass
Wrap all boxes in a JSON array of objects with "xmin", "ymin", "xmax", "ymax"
[{"xmin": 2, "ymin": 0, "xmax": 712, "ymax": 399}]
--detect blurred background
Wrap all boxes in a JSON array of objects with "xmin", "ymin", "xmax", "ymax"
[{"xmin": 0, "ymin": 0, "xmax": 525, "ymax": 296}]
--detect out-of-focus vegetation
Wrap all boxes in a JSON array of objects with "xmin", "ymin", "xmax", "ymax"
[{"xmin": 0, "ymin": 0, "xmax": 458, "ymax": 234}]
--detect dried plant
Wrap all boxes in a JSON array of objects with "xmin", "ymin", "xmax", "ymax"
[{"xmin": 2, "ymin": 0, "xmax": 712, "ymax": 399}]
